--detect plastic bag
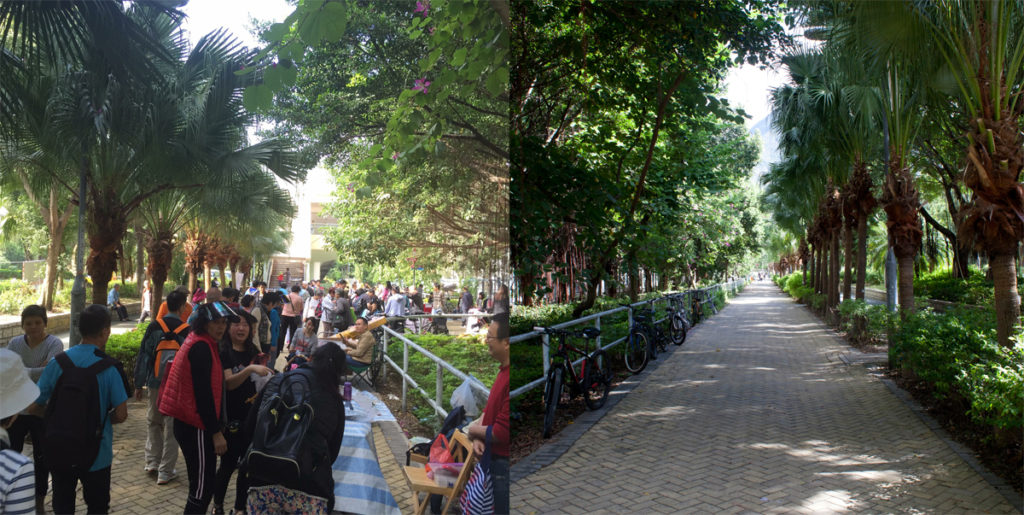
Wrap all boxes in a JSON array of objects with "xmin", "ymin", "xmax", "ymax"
[
  {"xmin": 451, "ymin": 377, "xmax": 487, "ymax": 417},
  {"xmin": 429, "ymin": 434, "xmax": 453, "ymax": 464}
]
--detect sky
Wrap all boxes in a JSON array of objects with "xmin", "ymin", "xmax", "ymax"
[{"xmin": 178, "ymin": 0, "xmax": 337, "ymax": 193}]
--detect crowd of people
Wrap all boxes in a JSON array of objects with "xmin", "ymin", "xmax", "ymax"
[{"xmin": 1, "ymin": 277, "xmax": 512, "ymax": 514}]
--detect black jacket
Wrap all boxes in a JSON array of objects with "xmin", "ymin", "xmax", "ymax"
[{"xmin": 244, "ymin": 366, "xmax": 345, "ymax": 511}]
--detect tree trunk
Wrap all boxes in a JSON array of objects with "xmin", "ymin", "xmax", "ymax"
[
  {"xmin": 203, "ymin": 262, "xmax": 211, "ymax": 291},
  {"xmin": 897, "ymin": 255, "xmax": 915, "ymax": 317},
  {"xmin": 856, "ymin": 215, "xmax": 868, "ymax": 300},
  {"xmin": 991, "ymin": 253, "xmax": 1021, "ymax": 348},
  {"xmin": 135, "ymin": 220, "xmax": 145, "ymax": 286},
  {"xmin": 643, "ymin": 268, "xmax": 652, "ymax": 293},
  {"xmin": 86, "ymin": 197, "xmax": 128, "ymax": 306},
  {"xmin": 188, "ymin": 270, "xmax": 197, "ymax": 295},
  {"xmin": 830, "ymin": 230, "xmax": 840, "ymax": 309},
  {"xmin": 952, "ymin": 242, "xmax": 971, "ymax": 279},
  {"xmin": 842, "ymin": 224, "xmax": 853, "ymax": 302},
  {"xmin": 146, "ymin": 230, "xmax": 174, "ymax": 310}
]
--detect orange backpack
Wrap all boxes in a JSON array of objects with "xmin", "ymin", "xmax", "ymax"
[{"xmin": 153, "ymin": 318, "xmax": 189, "ymax": 382}]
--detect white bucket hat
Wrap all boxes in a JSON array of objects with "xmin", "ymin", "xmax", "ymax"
[{"xmin": 0, "ymin": 348, "xmax": 40, "ymax": 420}]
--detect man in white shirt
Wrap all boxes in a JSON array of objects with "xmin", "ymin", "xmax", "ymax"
[{"xmin": 384, "ymin": 286, "xmax": 407, "ymax": 333}]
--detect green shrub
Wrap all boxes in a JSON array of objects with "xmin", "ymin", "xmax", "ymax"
[
  {"xmin": 889, "ymin": 308, "xmax": 999, "ymax": 396},
  {"xmin": 957, "ymin": 343, "xmax": 1024, "ymax": 430},
  {"xmin": 783, "ymin": 273, "xmax": 805, "ymax": 296},
  {"xmin": 385, "ymin": 333, "xmax": 499, "ymax": 430},
  {"xmin": 106, "ymin": 325, "xmax": 148, "ymax": 391},
  {"xmin": 914, "ymin": 267, "xmax": 1024, "ymax": 306},
  {"xmin": 837, "ymin": 299, "xmax": 894, "ymax": 346}
]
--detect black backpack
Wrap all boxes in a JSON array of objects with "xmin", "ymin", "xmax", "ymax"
[
  {"xmin": 245, "ymin": 368, "xmax": 320, "ymax": 484},
  {"xmin": 44, "ymin": 352, "xmax": 118, "ymax": 471}
]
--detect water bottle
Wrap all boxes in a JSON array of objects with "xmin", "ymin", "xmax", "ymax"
[{"xmin": 343, "ymin": 381, "xmax": 352, "ymax": 402}]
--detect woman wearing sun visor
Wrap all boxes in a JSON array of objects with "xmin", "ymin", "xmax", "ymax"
[{"xmin": 159, "ymin": 301, "xmax": 240, "ymax": 514}]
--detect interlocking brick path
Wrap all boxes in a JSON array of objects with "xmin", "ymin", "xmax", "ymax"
[
  {"xmin": 512, "ymin": 282, "xmax": 1019, "ymax": 514},
  {"xmin": 26, "ymin": 397, "xmax": 413, "ymax": 514}
]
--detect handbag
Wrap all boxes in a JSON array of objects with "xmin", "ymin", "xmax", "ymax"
[{"xmin": 460, "ymin": 427, "xmax": 494, "ymax": 515}]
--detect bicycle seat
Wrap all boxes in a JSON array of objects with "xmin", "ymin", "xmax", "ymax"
[{"xmin": 579, "ymin": 327, "xmax": 600, "ymax": 339}]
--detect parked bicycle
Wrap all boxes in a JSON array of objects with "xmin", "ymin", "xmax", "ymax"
[
  {"xmin": 534, "ymin": 325, "xmax": 612, "ymax": 439},
  {"xmin": 667, "ymin": 292, "xmax": 690, "ymax": 345}
]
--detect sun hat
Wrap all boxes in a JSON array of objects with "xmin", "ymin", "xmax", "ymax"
[{"xmin": 0, "ymin": 348, "xmax": 40, "ymax": 420}]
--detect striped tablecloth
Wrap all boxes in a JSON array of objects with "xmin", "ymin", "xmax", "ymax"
[{"xmin": 332, "ymin": 412, "xmax": 401, "ymax": 514}]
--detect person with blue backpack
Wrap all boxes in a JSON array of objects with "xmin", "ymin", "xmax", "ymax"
[{"xmin": 134, "ymin": 289, "xmax": 190, "ymax": 485}]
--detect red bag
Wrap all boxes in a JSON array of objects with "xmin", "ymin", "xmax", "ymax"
[{"xmin": 429, "ymin": 434, "xmax": 453, "ymax": 464}]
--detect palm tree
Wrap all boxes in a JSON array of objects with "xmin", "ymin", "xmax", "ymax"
[
  {"xmin": 916, "ymin": 0, "xmax": 1023, "ymax": 346},
  {"xmin": 44, "ymin": 11, "xmax": 303, "ymax": 305}
]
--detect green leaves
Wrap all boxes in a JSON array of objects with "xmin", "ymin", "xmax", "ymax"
[
  {"xmin": 242, "ymin": 84, "xmax": 273, "ymax": 112},
  {"xmin": 297, "ymin": 1, "xmax": 348, "ymax": 45}
]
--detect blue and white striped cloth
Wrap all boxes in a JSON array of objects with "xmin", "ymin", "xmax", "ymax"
[
  {"xmin": 0, "ymin": 448, "xmax": 35, "ymax": 514},
  {"xmin": 332, "ymin": 420, "xmax": 400, "ymax": 515}
]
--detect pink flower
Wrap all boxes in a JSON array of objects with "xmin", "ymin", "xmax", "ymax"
[
  {"xmin": 724, "ymin": 242, "xmax": 731, "ymax": 247},
  {"xmin": 391, "ymin": 152, "xmax": 400, "ymax": 160},
  {"xmin": 428, "ymin": 26, "xmax": 435, "ymax": 35},
  {"xmin": 412, "ymin": 78, "xmax": 431, "ymax": 93},
  {"xmin": 414, "ymin": 0, "xmax": 429, "ymax": 16},
  {"xmin": 346, "ymin": 182, "xmax": 355, "ymax": 192}
]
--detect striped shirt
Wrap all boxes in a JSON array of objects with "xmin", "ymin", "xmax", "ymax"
[{"xmin": 0, "ymin": 447, "xmax": 35, "ymax": 514}]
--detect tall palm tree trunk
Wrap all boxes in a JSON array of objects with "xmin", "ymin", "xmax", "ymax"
[
  {"xmin": 856, "ymin": 214, "xmax": 868, "ymax": 300},
  {"xmin": 842, "ymin": 224, "xmax": 853, "ymax": 302},
  {"xmin": 146, "ymin": 230, "xmax": 174, "ymax": 309},
  {"xmin": 882, "ymin": 157, "xmax": 922, "ymax": 319},
  {"xmin": 830, "ymin": 230, "xmax": 840, "ymax": 309},
  {"xmin": 897, "ymin": 256, "xmax": 915, "ymax": 314},
  {"xmin": 990, "ymin": 253, "xmax": 1020, "ymax": 347},
  {"xmin": 86, "ymin": 196, "xmax": 129, "ymax": 306}
]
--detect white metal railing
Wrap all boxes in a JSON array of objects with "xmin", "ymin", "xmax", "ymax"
[
  {"xmin": 509, "ymin": 280, "xmax": 747, "ymax": 400},
  {"xmin": 377, "ymin": 314, "xmax": 492, "ymax": 419}
]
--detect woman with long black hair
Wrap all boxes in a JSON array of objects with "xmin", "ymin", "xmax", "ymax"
[
  {"xmin": 213, "ymin": 310, "xmax": 272, "ymax": 514},
  {"xmin": 244, "ymin": 343, "xmax": 348, "ymax": 514}
]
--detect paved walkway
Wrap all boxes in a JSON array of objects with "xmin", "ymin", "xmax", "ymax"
[{"xmin": 512, "ymin": 281, "xmax": 1019, "ymax": 514}]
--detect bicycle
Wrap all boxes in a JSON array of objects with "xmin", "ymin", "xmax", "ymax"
[
  {"xmin": 620, "ymin": 303, "xmax": 650, "ymax": 374},
  {"xmin": 667, "ymin": 292, "xmax": 690, "ymax": 345},
  {"xmin": 636, "ymin": 300, "xmax": 671, "ymax": 357},
  {"xmin": 534, "ymin": 325, "xmax": 611, "ymax": 438}
]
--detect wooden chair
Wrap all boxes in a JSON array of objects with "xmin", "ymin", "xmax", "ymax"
[{"xmin": 403, "ymin": 429, "xmax": 478, "ymax": 515}]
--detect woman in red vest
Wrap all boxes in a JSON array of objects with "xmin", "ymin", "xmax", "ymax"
[{"xmin": 159, "ymin": 301, "xmax": 240, "ymax": 514}]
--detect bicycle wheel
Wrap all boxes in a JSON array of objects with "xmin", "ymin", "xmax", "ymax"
[
  {"xmin": 542, "ymin": 366, "xmax": 564, "ymax": 438},
  {"xmin": 583, "ymin": 350, "xmax": 611, "ymax": 410},
  {"xmin": 623, "ymin": 331, "xmax": 649, "ymax": 374},
  {"xmin": 670, "ymin": 313, "xmax": 687, "ymax": 345}
]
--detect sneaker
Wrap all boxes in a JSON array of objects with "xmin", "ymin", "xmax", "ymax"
[
  {"xmin": 144, "ymin": 465, "xmax": 157, "ymax": 475},
  {"xmin": 212, "ymin": 504, "xmax": 225, "ymax": 515},
  {"xmin": 156, "ymin": 471, "xmax": 177, "ymax": 485}
]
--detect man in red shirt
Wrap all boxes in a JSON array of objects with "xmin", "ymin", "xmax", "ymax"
[{"xmin": 467, "ymin": 312, "xmax": 510, "ymax": 514}]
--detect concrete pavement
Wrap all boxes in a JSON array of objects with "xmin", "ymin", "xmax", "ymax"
[{"xmin": 512, "ymin": 281, "xmax": 1019, "ymax": 514}]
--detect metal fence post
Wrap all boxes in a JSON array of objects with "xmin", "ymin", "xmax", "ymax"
[
  {"xmin": 402, "ymin": 339, "xmax": 408, "ymax": 413},
  {"xmin": 541, "ymin": 333, "xmax": 550, "ymax": 379},
  {"xmin": 436, "ymin": 363, "xmax": 443, "ymax": 416},
  {"xmin": 382, "ymin": 331, "xmax": 389, "ymax": 384},
  {"xmin": 594, "ymin": 316, "xmax": 601, "ymax": 350}
]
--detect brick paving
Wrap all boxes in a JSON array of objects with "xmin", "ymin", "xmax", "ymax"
[{"xmin": 511, "ymin": 282, "xmax": 1020, "ymax": 514}]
